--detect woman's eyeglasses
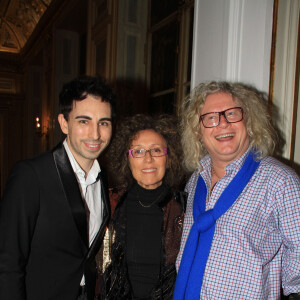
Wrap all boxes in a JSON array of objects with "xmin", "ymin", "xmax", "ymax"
[{"xmin": 128, "ymin": 146, "xmax": 167, "ymax": 158}]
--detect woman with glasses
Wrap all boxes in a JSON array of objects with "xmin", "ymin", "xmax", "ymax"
[
  {"xmin": 174, "ymin": 81, "xmax": 300, "ymax": 299},
  {"xmin": 95, "ymin": 114, "xmax": 187, "ymax": 299}
]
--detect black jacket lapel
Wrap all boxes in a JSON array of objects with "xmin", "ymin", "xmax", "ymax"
[
  {"xmin": 87, "ymin": 168, "xmax": 110, "ymax": 258},
  {"xmin": 52, "ymin": 143, "xmax": 88, "ymax": 247},
  {"xmin": 84, "ymin": 168, "xmax": 111, "ymax": 300}
]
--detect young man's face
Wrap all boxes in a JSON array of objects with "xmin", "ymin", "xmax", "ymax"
[{"xmin": 58, "ymin": 95, "xmax": 112, "ymax": 173}]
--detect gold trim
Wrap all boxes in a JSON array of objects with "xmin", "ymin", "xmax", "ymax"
[
  {"xmin": 290, "ymin": 8, "xmax": 300, "ymax": 165},
  {"xmin": 268, "ymin": 0, "xmax": 279, "ymax": 115}
]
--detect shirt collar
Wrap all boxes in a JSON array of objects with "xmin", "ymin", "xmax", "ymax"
[
  {"xmin": 63, "ymin": 139, "xmax": 101, "ymax": 183},
  {"xmin": 200, "ymin": 147, "xmax": 252, "ymax": 175}
]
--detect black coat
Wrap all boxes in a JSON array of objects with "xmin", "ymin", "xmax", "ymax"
[
  {"xmin": 0, "ymin": 143, "xmax": 110, "ymax": 300},
  {"xmin": 97, "ymin": 187, "xmax": 186, "ymax": 300}
]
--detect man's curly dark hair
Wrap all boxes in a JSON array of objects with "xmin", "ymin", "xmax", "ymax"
[
  {"xmin": 106, "ymin": 114, "xmax": 186, "ymax": 189},
  {"xmin": 59, "ymin": 75, "xmax": 116, "ymax": 121}
]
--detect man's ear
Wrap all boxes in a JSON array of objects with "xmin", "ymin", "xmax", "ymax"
[{"xmin": 58, "ymin": 114, "xmax": 68, "ymax": 135}]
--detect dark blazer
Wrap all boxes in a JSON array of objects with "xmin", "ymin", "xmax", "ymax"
[
  {"xmin": 0, "ymin": 143, "xmax": 110, "ymax": 300},
  {"xmin": 97, "ymin": 187, "xmax": 186, "ymax": 299}
]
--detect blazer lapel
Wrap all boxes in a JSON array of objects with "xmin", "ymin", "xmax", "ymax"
[
  {"xmin": 87, "ymin": 168, "xmax": 110, "ymax": 258},
  {"xmin": 52, "ymin": 143, "xmax": 88, "ymax": 247}
]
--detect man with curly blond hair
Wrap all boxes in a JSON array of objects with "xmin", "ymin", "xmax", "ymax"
[{"xmin": 174, "ymin": 81, "xmax": 300, "ymax": 299}]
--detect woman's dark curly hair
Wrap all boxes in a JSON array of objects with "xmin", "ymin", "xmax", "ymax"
[{"xmin": 106, "ymin": 114, "xmax": 185, "ymax": 189}]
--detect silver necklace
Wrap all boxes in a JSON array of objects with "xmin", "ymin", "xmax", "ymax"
[
  {"xmin": 210, "ymin": 182, "xmax": 217, "ymax": 196},
  {"xmin": 211, "ymin": 165, "xmax": 221, "ymax": 180},
  {"xmin": 137, "ymin": 193, "xmax": 163, "ymax": 208},
  {"xmin": 210, "ymin": 165, "xmax": 221, "ymax": 196}
]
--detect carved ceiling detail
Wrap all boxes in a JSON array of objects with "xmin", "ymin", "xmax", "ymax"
[{"xmin": 0, "ymin": 0, "xmax": 53, "ymax": 53}]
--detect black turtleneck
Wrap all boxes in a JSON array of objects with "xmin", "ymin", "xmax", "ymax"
[{"xmin": 126, "ymin": 182, "xmax": 169, "ymax": 299}]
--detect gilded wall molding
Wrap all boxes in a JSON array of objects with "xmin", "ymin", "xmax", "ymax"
[{"xmin": 0, "ymin": 0, "xmax": 52, "ymax": 53}]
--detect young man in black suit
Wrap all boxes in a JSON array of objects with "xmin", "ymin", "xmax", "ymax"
[{"xmin": 0, "ymin": 75, "xmax": 115, "ymax": 300}]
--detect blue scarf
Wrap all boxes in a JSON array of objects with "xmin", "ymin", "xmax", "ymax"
[{"xmin": 173, "ymin": 152, "xmax": 260, "ymax": 300}]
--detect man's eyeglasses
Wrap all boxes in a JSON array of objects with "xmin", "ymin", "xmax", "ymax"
[
  {"xmin": 200, "ymin": 107, "xmax": 244, "ymax": 128},
  {"xmin": 128, "ymin": 146, "xmax": 167, "ymax": 158}
]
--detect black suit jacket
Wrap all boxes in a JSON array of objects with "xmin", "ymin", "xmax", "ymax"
[{"xmin": 0, "ymin": 143, "xmax": 110, "ymax": 300}]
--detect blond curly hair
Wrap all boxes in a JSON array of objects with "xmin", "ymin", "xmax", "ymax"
[{"xmin": 179, "ymin": 81, "xmax": 277, "ymax": 172}]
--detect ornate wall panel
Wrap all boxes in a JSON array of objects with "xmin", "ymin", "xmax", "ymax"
[{"xmin": 0, "ymin": 0, "xmax": 53, "ymax": 53}]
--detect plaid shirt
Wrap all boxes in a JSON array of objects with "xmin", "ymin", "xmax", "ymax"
[{"xmin": 176, "ymin": 150, "xmax": 300, "ymax": 299}]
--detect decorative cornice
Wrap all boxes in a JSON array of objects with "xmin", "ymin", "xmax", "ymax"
[{"xmin": 0, "ymin": 0, "xmax": 52, "ymax": 53}]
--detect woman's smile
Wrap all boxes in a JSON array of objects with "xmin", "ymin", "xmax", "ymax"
[{"xmin": 129, "ymin": 129, "xmax": 168, "ymax": 190}]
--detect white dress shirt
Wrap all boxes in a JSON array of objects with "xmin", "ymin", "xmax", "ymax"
[{"xmin": 63, "ymin": 140, "xmax": 103, "ymax": 285}]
